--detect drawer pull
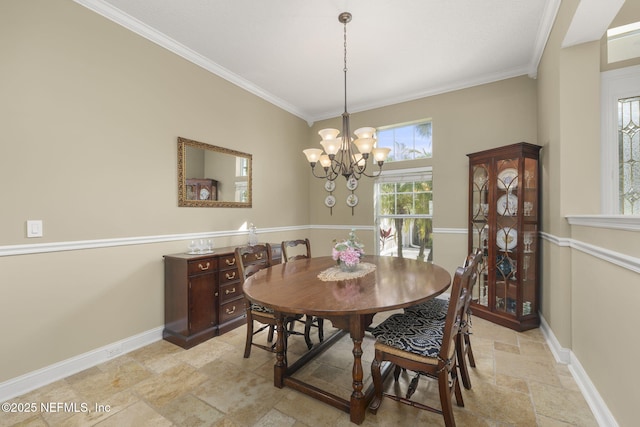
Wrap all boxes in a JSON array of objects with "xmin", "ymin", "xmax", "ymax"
[
  {"xmin": 225, "ymin": 287, "xmax": 236, "ymax": 295},
  {"xmin": 225, "ymin": 271, "xmax": 236, "ymax": 280},
  {"xmin": 198, "ymin": 262, "xmax": 211, "ymax": 271},
  {"xmin": 255, "ymin": 253, "xmax": 263, "ymax": 260},
  {"xmin": 226, "ymin": 258, "xmax": 236, "ymax": 266},
  {"xmin": 226, "ymin": 306, "xmax": 237, "ymax": 315}
]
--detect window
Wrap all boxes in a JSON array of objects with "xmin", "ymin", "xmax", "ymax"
[
  {"xmin": 601, "ymin": 65, "xmax": 640, "ymax": 214},
  {"xmin": 607, "ymin": 21, "xmax": 640, "ymax": 64},
  {"xmin": 236, "ymin": 157, "xmax": 248, "ymax": 177},
  {"xmin": 618, "ymin": 96, "xmax": 640, "ymax": 214},
  {"xmin": 374, "ymin": 168, "xmax": 433, "ymax": 260},
  {"xmin": 376, "ymin": 120, "xmax": 432, "ymax": 162}
]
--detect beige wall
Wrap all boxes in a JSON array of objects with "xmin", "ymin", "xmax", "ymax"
[
  {"xmin": 536, "ymin": 1, "xmax": 640, "ymax": 425},
  {"xmin": 0, "ymin": 0, "xmax": 310, "ymax": 381}
]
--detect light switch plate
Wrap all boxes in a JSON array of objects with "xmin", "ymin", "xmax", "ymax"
[{"xmin": 27, "ymin": 220, "xmax": 43, "ymax": 238}]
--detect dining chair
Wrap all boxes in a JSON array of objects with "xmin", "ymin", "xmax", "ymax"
[
  {"xmin": 236, "ymin": 244, "xmax": 305, "ymax": 358},
  {"xmin": 281, "ymin": 238, "xmax": 324, "ymax": 349},
  {"xmin": 403, "ymin": 248, "xmax": 483, "ymax": 390},
  {"xmin": 370, "ymin": 261, "xmax": 474, "ymax": 427}
]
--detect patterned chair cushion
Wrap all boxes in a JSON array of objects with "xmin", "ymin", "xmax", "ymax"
[
  {"xmin": 372, "ymin": 313, "xmax": 445, "ymax": 358},
  {"xmin": 250, "ymin": 303, "xmax": 274, "ymax": 314},
  {"xmin": 404, "ymin": 297, "xmax": 449, "ymax": 320}
]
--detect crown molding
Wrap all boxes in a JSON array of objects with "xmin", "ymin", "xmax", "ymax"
[{"xmin": 528, "ymin": 0, "xmax": 562, "ymax": 77}]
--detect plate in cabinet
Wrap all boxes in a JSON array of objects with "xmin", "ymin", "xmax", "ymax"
[
  {"xmin": 497, "ymin": 168, "xmax": 518, "ymax": 190},
  {"xmin": 497, "ymin": 193, "xmax": 517, "ymax": 216},
  {"xmin": 497, "ymin": 227, "xmax": 517, "ymax": 251}
]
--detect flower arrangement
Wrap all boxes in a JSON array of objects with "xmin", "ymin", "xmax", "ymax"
[{"xmin": 332, "ymin": 229, "xmax": 365, "ymax": 271}]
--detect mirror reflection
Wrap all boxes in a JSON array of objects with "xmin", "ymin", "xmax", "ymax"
[{"xmin": 178, "ymin": 137, "xmax": 252, "ymax": 207}]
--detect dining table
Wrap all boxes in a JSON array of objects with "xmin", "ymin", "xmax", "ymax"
[{"xmin": 242, "ymin": 255, "xmax": 451, "ymax": 424}]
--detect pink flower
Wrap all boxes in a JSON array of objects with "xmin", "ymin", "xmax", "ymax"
[{"xmin": 339, "ymin": 247, "xmax": 361, "ymax": 267}]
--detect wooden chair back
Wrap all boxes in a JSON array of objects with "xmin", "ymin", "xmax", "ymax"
[
  {"xmin": 463, "ymin": 248, "xmax": 483, "ymax": 317},
  {"xmin": 281, "ymin": 239, "xmax": 311, "ymax": 262},
  {"xmin": 439, "ymin": 262, "xmax": 474, "ymax": 365},
  {"xmin": 235, "ymin": 244, "xmax": 272, "ymax": 283}
]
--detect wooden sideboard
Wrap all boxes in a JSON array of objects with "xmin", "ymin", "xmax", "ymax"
[{"xmin": 163, "ymin": 243, "xmax": 282, "ymax": 349}]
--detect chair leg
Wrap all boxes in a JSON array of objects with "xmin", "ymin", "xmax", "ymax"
[
  {"xmin": 438, "ymin": 369, "xmax": 458, "ymax": 427},
  {"xmin": 244, "ymin": 317, "xmax": 254, "ymax": 358},
  {"xmin": 464, "ymin": 333, "xmax": 476, "ymax": 367},
  {"xmin": 317, "ymin": 318, "xmax": 324, "ymax": 342},
  {"xmin": 453, "ymin": 366, "xmax": 464, "ymax": 407},
  {"xmin": 406, "ymin": 373, "xmax": 420, "ymax": 399},
  {"xmin": 267, "ymin": 325, "xmax": 275, "ymax": 342},
  {"xmin": 369, "ymin": 352, "xmax": 384, "ymax": 413},
  {"xmin": 393, "ymin": 365, "xmax": 402, "ymax": 381},
  {"xmin": 304, "ymin": 315, "xmax": 314, "ymax": 349},
  {"xmin": 456, "ymin": 333, "xmax": 472, "ymax": 390}
]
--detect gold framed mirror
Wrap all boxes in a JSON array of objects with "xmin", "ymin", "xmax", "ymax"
[{"xmin": 178, "ymin": 137, "xmax": 252, "ymax": 208}]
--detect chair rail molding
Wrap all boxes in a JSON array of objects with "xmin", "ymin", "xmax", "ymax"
[
  {"xmin": 540, "ymin": 231, "xmax": 640, "ymax": 274},
  {"xmin": 0, "ymin": 225, "xmax": 311, "ymax": 257}
]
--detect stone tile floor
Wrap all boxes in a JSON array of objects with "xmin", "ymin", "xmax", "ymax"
[{"xmin": 3, "ymin": 315, "xmax": 598, "ymax": 426}]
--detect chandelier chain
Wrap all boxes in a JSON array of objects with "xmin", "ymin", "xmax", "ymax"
[{"xmin": 343, "ymin": 18, "xmax": 348, "ymax": 113}]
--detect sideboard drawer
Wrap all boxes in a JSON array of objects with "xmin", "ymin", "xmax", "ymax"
[
  {"xmin": 219, "ymin": 253, "xmax": 237, "ymax": 269},
  {"xmin": 220, "ymin": 282, "xmax": 241, "ymax": 303},
  {"xmin": 219, "ymin": 300, "xmax": 245, "ymax": 323},
  {"xmin": 188, "ymin": 258, "xmax": 217, "ymax": 275},
  {"xmin": 219, "ymin": 267, "xmax": 239, "ymax": 285}
]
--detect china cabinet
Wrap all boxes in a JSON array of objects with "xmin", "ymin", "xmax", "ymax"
[{"xmin": 467, "ymin": 142, "xmax": 541, "ymax": 331}]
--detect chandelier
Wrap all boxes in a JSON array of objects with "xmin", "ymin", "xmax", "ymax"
[{"xmin": 303, "ymin": 12, "xmax": 391, "ymax": 188}]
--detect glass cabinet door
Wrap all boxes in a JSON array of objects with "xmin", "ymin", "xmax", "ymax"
[
  {"xmin": 470, "ymin": 164, "xmax": 489, "ymax": 308},
  {"xmin": 494, "ymin": 157, "xmax": 519, "ymax": 316}
]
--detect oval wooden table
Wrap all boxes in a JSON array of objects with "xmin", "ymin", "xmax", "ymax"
[{"xmin": 243, "ymin": 255, "xmax": 451, "ymax": 424}]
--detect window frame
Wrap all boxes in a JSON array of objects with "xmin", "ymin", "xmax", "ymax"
[
  {"xmin": 376, "ymin": 119, "xmax": 433, "ymax": 163},
  {"xmin": 374, "ymin": 167, "xmax": 433, "ymax": 256},
  {"xmin": 601, "ymin": 64, "xmax": 640, "ymax": 214}
]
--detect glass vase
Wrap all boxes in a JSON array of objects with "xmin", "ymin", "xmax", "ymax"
[{"xmin": 339, "ymin": 261, "xmax": 358, "ymax": 272}]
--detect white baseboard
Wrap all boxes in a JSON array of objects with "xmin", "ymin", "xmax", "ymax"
[
  {"xmin": 539, "ymin": 315, "xmax": 618, "ymax": 427},
  {"xmin": 0, "ymin": 327, "xmax": 163, "ymax": 402}
]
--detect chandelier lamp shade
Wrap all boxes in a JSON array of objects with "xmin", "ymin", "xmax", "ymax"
[{"xmin": 303, "ymin": 12, "xmax": 390, "ymax": 183}]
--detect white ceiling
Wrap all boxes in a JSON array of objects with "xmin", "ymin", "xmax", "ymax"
[{"xmin": 74, "ymin": 0, "xmax": 621, "ymax": 124}]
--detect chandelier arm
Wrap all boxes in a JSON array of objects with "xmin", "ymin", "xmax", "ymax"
[
  {"xmin": 358, "ymin": 165, "xmax": 386, "ymax": 178},
  {"xmin": 309, "ymin": 165, "xmax": 330, "ymax": 180},
  {"xmin": 362, "ymin": 166, "xmax": 382, "ymax": 178}
]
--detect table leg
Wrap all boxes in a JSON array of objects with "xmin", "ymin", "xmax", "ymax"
[
  {"xmin": 274, "ymin": 313, "xmax": 286, "ymax": 388},
  {"xmin": 349, "ymin": 315, "xmax": 367, "ymax": 425}
]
